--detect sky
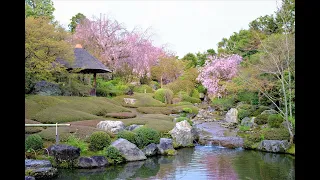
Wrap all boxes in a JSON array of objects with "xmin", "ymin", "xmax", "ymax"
[{"xmin": 52, "ymin": 0, "xmax": 279, "ymax": 58}]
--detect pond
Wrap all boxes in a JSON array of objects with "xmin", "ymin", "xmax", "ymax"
[{"xmin": 53, "ymin": 145, "xmax": 295, "ymax": 180}]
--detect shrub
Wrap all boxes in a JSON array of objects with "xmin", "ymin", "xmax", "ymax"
[
  {"xmin": 196, "ymin": 84, "xmax": 206, "ymax": 93},
  {"xmin": 237, "ymin": 91, "xmax": 259, "ymax": 105},
  {"xmin": 133, "ymin": 85, "xmax": 153, "ymax": 93},
  {"xmin": 175, "ymin": 117, "xmax": 193, "ymax": 126},
  {"xmin": 268, "ymin": 114, "xmax": 284, "ymax": 128},
  {"xmin": 114, "ymin": 84, "xmax": 130, "ymax": 96},
  {"xmin": 238, "ymin": 109, "xmax": 251, "ymax": 120},
  {"xmin": 59, "ymin": 80, "xmax": 92, "ymax": 97},
  {"xmin": 250, "ymin": 106, "xmax": 270, "ymax": 116},
  {"xmin": 117, "ymin": 130, "xmax": 136, "ymax": 144},
  {"xmin": 106, "ymin": 146, "xmax": 125, "ymax": 164},
  {"xmin": 237, "ymin": 104, "xmax": 255, "ymax": 111},
  {"xmin": 255, "ymin": 114, "xmax": 270, "ymax": 125},
  {"xmin": 154, "ymin": 88, "xmax": 174, "ymax": 104},
  {"xmin": 134, "ymin": 127, "xmax": 160, "ymax": 149},
  {"xmin": 25, "ymin": 134, "xmax": 43, "ymax": 151},
  {"xmin": 262, "ymin": 128, "xmax": 290, "ymax": 140},
  {"xmin": 149, "ymin": 81, "xmax": 160, "ymax": 90},
  {"xmin": 164, "ymin": 79, "xmax": 195, "ymax": 95},
  {"xmin": 191, "ymin": 89, "xmax": 200, "ymax": 98},
  {"xmin": 182, "ymin": 107, "xmax": 192, "ymax": 113},
  {"xmin": 181, "ymin": 94, "xmax": 201, "ymax": 103},
  {"xmin": 89, "ymin": 131, "xmax": 111, "ymax": 151},
  {"xmin": 172, "ymin": 97, "xmax": 181, "ymax": 104},
  {"xmin": 65, "ymin": 134, "xmax": 88, "ymax": 154},
  {"xmin": 211, "ymin": 96, "xmax": 236, "ymax": 111},
  {"xmin": 247, "ymin": 133, "xmax": 263, "ymax": 143}
]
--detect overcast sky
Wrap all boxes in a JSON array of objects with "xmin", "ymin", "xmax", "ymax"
[{"xmin": 52, "ymin": 0, "xmax": 279, "ymax": 57}]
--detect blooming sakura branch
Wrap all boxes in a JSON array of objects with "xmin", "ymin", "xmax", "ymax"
[{"xmin": 197, "ymin": 54, "xmax": 243, "ymax": 98}]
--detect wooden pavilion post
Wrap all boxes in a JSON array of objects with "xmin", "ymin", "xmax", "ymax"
[{"xmin": 92, "ymin": 73, "xmax": 97, "ymax": 96}]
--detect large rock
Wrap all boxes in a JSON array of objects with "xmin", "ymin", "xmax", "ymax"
[
  {"xmin": 47, "ymin": 144, "xmax": 80, "ymax": 167},
  {"xmin": 111, "ymin": 138, "xmax": 147, "ymax": 161},
  {"xmin": 157, "ymin": 138, "xmax": 177, "ymax": 155},
  {"xmin": 25, "ymin": 176, "xmax": 35, "ymax": 180},
  {"xmin": 241, "ymin": 117, "xmax": 254, "ymax": 128},
  {"xmin": 25, "ymin": 159, "xmax": 52, "ymax": 168},
  {"xmin": 169, "ymin": 120, "xmax": 194, "ymax": 148},
  {"xmin": 76, "ymin": 156, "xmax": 108, "ymax": 169},
  {"xmin": 258, "ymin": 140, "xmax": 291, "ymax": 153},
  {"xmin": 225, "ymin": 108, "xmax": 238, "ymax": 123},
  {"xmin": 123, "ymin": 98, "xmax": 137, "ymax": 105},
  {"xmin": 142, "ymin": 143, "xmax": 159, "ymax": 156},
  {"xmin": 25, "ymin": 167, "xmax": 58, "ymax": 179},
  {"xmin": 32, "ymin": 81, "xmax": 62, "ymax": 96},
  {"xmin": 211, "ymin": 137, "xmax": 244, "ymax": 149},
  {"xmin": 126, "ymin": 124, "xmax": 143, "ymax": 131},
  {"xmin": 96, "ymin": 120, "xmax": 125, "ymax": 134}
]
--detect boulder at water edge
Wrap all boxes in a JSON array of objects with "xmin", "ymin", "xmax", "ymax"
[
  {"xmin": 111, "ymin": 138, "xmax": 147, "ymax": 161},
  {"xmin": 25, "ymin": 159, "xmax": 58, "ymax": 179},
  {"xmin": 47, "ymin": 144, "xmax": 80, "ymax": 167},
  {"xmin": 142, "ymin": 143, "xmax": 159, "ymax": 156},
  {"xmin": 258, "ymin": 140, "xmax": 290, "ymax": 153},
  {"xmin": 225, "ymin": 108, "xmax": 238, "ymax": 123},
  {"xmin": 25, "ymin": 176, "xmax": 35, "ymax": 180},
  {"xmin": 157, "ymin": 138, "xmax": 177, "ymax": 155},
  {"xmin": 97, "ymin": 120, "xmax": 125, "ymax": 134},
  {"xmin": 169, "ymin": 120, "xmax": 194, "ymax": 148},
  {"xmin": 76, "ymin": 156, "xmax": 108, "ymax": 169}
]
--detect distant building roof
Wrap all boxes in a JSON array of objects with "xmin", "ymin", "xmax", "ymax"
[{"xmin": 56, "ymin": 44, "xmax": 112, "ymax": 74}]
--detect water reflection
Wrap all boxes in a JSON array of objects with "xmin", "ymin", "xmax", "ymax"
[{"xmin": 54, "ymin": 146, "xmax": 295, "ymax": 180}]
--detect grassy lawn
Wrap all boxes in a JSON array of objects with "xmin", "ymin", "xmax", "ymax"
[
  {"xmin": 26, "ymin": 94, "xmax": 199, "ymax": 141},
  {"xmin": 25, "ymin": 95, "xmax": 131, "ymax": 123},
  {"xmin": 112, "ymin": 93, "xmax": 165, "ymax": 108}
]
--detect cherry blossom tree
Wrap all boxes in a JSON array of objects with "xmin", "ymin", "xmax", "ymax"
[
  {"xmin": 72, "ymin": 15, "xmax": 166, "ymax": 79},
  {"xmin": 197, "ymin": 54, "xmax": 243, "ymax": 98}
]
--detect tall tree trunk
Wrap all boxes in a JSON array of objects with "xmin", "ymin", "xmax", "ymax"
[{"xmin": 280, "ymin": 72, "xmax": 293, "ymax": 143}]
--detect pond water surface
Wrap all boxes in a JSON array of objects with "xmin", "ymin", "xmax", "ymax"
[{"xmin": 54, "ymin": 145, "xmax": 295, "ymax": 180}]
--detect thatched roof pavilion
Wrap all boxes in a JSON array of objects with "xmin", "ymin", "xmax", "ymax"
[{"xmin": 56, "ymin": 44, "xmax": 112, "ymax": 96}]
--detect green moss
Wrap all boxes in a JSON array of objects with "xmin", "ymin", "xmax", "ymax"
[
  {"xmin": 133, "ymin": 85, "xmax": 154, "ymax": 93},
  {"xmin": 211, "ymin": 95, "xmax": 236, "ymax": 111},
  {"xmin": 120, "ymin": 114, "xmax": 175, "ymax": 133},
  {"xmin": 137, "ymin": 107, "xmax": 172, "ymax": 115},
  {"xmin": 154, "ymin": 88, "xmax": 174, "ymax": 104},
  {"xmin": 25, "ymin": 169, "xmax": 34, "ymax": 176},
  {"xmin": 286, "ymin": 144, "xmax": 295, "ymax": 155},
  {"xmin": 164, "ymin": 149, "xmax": 177, "ymax": 156},
  {"xmin": 238, "ymin": 109, "xmax": 251, "ymax": 120},
  {"xmin": 267, "ymin": 114, "xmax": 284, "ymax": 128},
  {"xmin": 261, "ymin": 128, "xmax": 290, "ymax": 140},
  {"xmin": 112, "ymin": 93, "xmax": 165, "ymax": 107},
  {"xmin": 105, "ymin": 112, "xmax": 137, "ymax": 119},
  {"xmin": 255, "ymin": 114, "xmax": 270, "ymax": 125},
  {"xmin": 250, "ymin": 106, "xmax": 270, "ymax": 116},
  {"xmin": 26, "ymin": 95, "xmax": 131, "ymax": 123},
  {"xmin": 172, "ymin": 141, "xmax": 180, "ymax": 149}
]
